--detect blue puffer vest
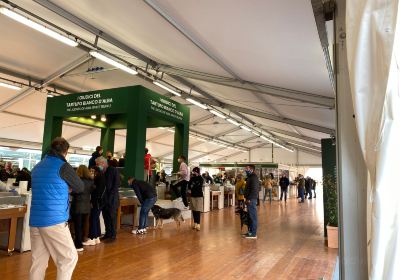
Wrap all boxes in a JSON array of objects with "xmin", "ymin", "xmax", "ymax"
[{"xmin": 29, "ymin": 155, "xmax": 69, "ymax": 227}]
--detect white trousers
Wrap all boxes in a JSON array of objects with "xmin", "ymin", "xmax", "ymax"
[{"xmin": 30, "ymin": 223, "xmax": 78, "ymax": 280}]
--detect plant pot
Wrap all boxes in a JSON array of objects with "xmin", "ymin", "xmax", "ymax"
[{"xmin": 327, "ymin": 225, "xmax": 338, "ymax": 248}]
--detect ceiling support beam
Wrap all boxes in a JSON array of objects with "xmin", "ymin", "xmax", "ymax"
[
  {"xmin": 193, "ymin": 97, "xmax": 334, "ymax": 135},
  {"xmin": 0, "ymin": 54, "xmax": 91, "ymax": 112},
  {"xmin": 33, "ymin": 0, "xmax": 157, "ymax": 67},
  {"xmin": 311, "ymin": 0, "xmax": 335, "ymax": 90},
  {"xmin": 260, "ymin": 125, "xmax": 322, "ymax": 144},
  {"xmin": 144, "ymin": 0, "xmax": 334, "ymax": 108}
]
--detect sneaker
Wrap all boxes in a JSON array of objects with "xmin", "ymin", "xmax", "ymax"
[
  {"xmin": 95, "ymin": 237, "xmax": 101, "ymax": 244},
  {"xmin": 76, "ymin": 247, "xmax": 84, "ymax": 252},
  {"xmin": 195, "ymin": 224, "xmax": 201, "ymax": 231},
  {"xmin": 82, "ymin": 239, "xmax": 96, "ymax": 246},
  {"xmin": 192, "ymin": 223, "xmax": 197, "ymax": 229},
  {"xmin": 244, "ymin": 233, "xmax": 257, "ymax": 239},
  {"xmin": 132, "ymin": 229, "xmax": 144, "ymax": 235},
  {"xmin": 241, "ymin": 232, "xmax": 249, "ymax": 236},
  {"xmin": 183, "ymin": 206, "xmax": 189, "ymax": 210}
]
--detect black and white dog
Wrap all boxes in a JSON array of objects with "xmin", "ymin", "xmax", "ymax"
[{"xmin": 151, "ymin": 205, "xmax": 184, "ymax": 229}]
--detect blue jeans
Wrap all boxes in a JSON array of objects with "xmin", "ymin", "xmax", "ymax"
[
  {"xmin": 263, "ymin": 188, "xmax": 272, "ymax": 202},
  {"xmin": 139, "ymin": 196, "xmax": 157, "ymax": 230},
  {"xmin": 299, "ymin": 188, "xmax": 305, "ymax": 202},
  {"xmin": 248, "ymin": 199, "xmax": 258, "ymax": 235}
]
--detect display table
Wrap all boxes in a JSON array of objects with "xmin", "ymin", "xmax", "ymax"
[
  {"xmin": 117, "ymin": 197, "xmax": 139, "ymax": 230},
  {"xmin": 0, "ymin": 205, "xmax": 27, "ymax": 255}
]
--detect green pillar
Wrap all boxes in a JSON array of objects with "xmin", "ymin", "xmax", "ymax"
[
  {"xmin": 42, "ymin": 116, "xmax": 63, "ymax": 158},
  {"xmin": 321, "ymin": 138, "xmax": 337, "ymax": 237},
  {"xmin": 173, "ymin": 123, "xmax": 189, "ymax": 172},
  {"xmin": 125, "ymin": 103, "xmax": 147, "ymax": 181},
  {"xmin": 100, "ymin": 127, "xmax": 115, "ymax": 154}
]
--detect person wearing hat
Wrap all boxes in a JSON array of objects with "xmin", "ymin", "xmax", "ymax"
[{"xmin": 188, "ymin": 167, "xmax": 204, "ymax": 231}]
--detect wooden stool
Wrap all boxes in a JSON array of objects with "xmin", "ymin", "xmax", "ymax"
[{"xmin": 210, "ymin": 191, "xmax": 221, "ymax": 211}]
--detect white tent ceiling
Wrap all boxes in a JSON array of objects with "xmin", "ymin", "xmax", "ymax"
[{"xmin": 0, "ymin": 0, "xmax": 334, "ymax": 164}]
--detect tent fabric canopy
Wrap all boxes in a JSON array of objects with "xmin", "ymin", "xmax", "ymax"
[{"xmin": 0, "ymin": 0, "xmax": 334, "ymax": 165}]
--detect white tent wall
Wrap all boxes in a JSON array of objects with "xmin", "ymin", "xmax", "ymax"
[{"xmin": 346, "ymin": 0, "xmax": 400, "ymax": 278}]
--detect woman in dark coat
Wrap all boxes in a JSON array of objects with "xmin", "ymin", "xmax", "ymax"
[
  {"xmin": 188, "ymin": 167, "xmax": 204, "ymax": 231},
  {"xmin": 71, "ymin": 165, "xmax": 95, "ymax": 251},
  {"xmin": 83, "ymin": 167, "xmax": 106, "ymax": 246}
]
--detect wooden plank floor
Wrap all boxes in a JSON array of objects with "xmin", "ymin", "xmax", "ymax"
[{"xmin": 0, "ymin": 195, "xmax": 337, "ymax": 280}]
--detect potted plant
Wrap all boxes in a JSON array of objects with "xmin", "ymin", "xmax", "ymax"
[{"xmin": 325, "ymin": 174, "xmax": 338, "ymax": 248}]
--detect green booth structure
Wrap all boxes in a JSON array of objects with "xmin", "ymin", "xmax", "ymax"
[{"xmin": 41, "ymin": 85, "xmax": 190, "ymax": 182}]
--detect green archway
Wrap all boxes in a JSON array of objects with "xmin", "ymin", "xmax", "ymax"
[{"xmin": 41, "ymin": 85, "xmax": 190, "ymax": 181}]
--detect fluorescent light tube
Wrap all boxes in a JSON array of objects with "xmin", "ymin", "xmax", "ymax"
[
  {"xmin": 90, "ymin": 51, "xmax": 138, "ymax": 75},
  {"xmin": 252, "ymin": 131, "xmax": 260, "ymax": 136},
  {"xmin": 209, "ymin": 110, "xmax": 226, "ymax": 119},
  {"xmin": 47, "ymin": 94, "xmax": 54, "ymax": 98},
  {"xmin": 0, "ymin": 8, "xmax": 78, "ymax": 47},
  {"xmin": 153, "ymin": 81, "xmax": 181, "ymax": 96},
  {"xmin": 167, "ymin": 129, "xmax": 175, "ymax": 133},
  {"xmin": 158, "ymin": 127, "xmax": 166, "ymax": 130},
  {"xmin": 0, "ymin": 81, "xmax": 21, "ymax": 90},
  {"xmin": 186, "ymin": 98, "xmax": 207, "ymax": 109},
  {"xmin": 260, "ymin": 135, "xmax": 273, "ymax": 143},
  {"xmin": 240, "ymin": 125, "xmax": 251, "ymax": 132},
  {"xmin": 227, "ymin": 118, "xmax": 240, "ymax": 126}
]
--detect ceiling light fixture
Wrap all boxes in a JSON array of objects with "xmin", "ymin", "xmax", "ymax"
[
  {"xmin": 240, "ymin": 125, "xmax": 251, "ymax": 132},
  {"xmin": 100, "ymin": 114, "xmax": 107, "ymax": 122},
  {"xmin": 252, "ymin": 131, "xmax": 261, "ymax": 136},
  {"xmin": 209, "ymin": 109, "xmax": 226, "ymax": 119},
  {"xmin": 226, "ymin": 118, "xmax": 240, "ymax": 126},
  {"xmin": 167, "ymin": 129, "xmax": 175, "ymax": 133},
  {"xmin": 186, "ymin": 98, "xmax": 208, "ymax": 110},
  {"xmin": 153, "ymin": 80, "xmax": 181, "ymax": 96},
  {"xmin": 0, "ymin": 7, "xmax": 78, "ymax": 47},
  {"xmin": 158, "ymin": 127, "xmax": 166, "ymax": 130},
  {"xmin": 0, "ymin": 81, "xmax": 21, "ymax": 90},
  {"xmin": 89, "ymin": 51, "xmax": 138, "ymax": 75},
  {"xmin": 91, "ymin": 115, "xmax": 97, "ymax": 120},
  {"xmin": 47, "ymin": 94, "xmax": 54, "ymax": 98}
]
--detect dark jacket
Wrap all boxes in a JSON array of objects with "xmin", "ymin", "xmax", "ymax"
[
  {"xmin": 71, "ymin": 178, "xmax": 95, "ymax": 215},
  {"xmin": 30, "ymin": 151, "xmax": 84, "ymax": 227},
  {"xmin": 244, "ymin": 173, "xmax": 260, "ymax": 200},
  {"xmin": 298, "ymin": 177, "xmax": 305, "ymax": 189},
  {"xmin": 279, "ymin": 177, "xmax": 290, "ymax": 190},
  {"xmin": 92, "ymin": 172, "xmax": 106, "ymax": 209},
  {"xmin": 189, "ymin": 175, "xmax": 204, "ymax": 197},
  {"xmin": 88, "ymin": 151, "xmax": 101, "ymax": 169},
  {"xmin": 105, "ymin": 166, "xmax": 120, "ymax": 196},
  {"xmin": 130, "ymin": 180, "xmax": 157, "ymax": 204},
  {"xmin": 16, "ymin": 170, "xmax": 32, "ymax": 191}
]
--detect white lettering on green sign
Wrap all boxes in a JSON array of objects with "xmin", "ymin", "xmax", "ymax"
[
  {"xmin": 150, "ymin": 97, "xmax": 183, "ymax": 121},
  {"xmin": 66, "ymin": 93, "xmax": 113, "ymax": 112}
]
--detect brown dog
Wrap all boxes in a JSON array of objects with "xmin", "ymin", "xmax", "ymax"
[{"xmin": 151, "ymin": 205, "xmax": 184, "ymax": 229}]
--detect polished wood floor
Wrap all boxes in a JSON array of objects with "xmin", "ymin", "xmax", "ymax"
[{"xmin": 0, "ymin": 194, "xmax": 337, "ymax": 280}]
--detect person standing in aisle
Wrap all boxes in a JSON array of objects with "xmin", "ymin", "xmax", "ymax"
[
  {"xmin": 128, "ymin": 177, "xmax": 157, "ymax": 235},
  {"xmin": 305, "ymin": 176, "xmax": 313, "ymax": 200},
  {"xmin": 144, "ymin": 148, "xmax": 152, "ymax": 182},
  {"xmin": 188, "ymin": 167, "xmax": 204, "ymax": 231},
  {"xmin": 298, "ymin": 174, "xmax": 305, "ymax": 203},
  {"xmin": 262, "ymin": 174, "xmax": 273, "ymax": 203},
  {"xmin": 29, "ymin": 137, "xmax": 84, "ymax": 280},
  {"xmin": 70, "ymin": 165, "xmax": 95, "ymax": 252},
  {"xmin": 235, "ymin": 173, "xmax": 246, "ymax": 208},
  {"xmin": 243, "ymin": 165, "xmax": 259, "ymax": 239},
  {"xmin": 96, "ymin": 156, "xmax": 120, "ymax": 242},
  {"xmin": 279, "ymin": 174, "xmax": 290, "ymax": 203},
  {"xmin": 83, "ymin": 167, "xmax": 106, "ymax": 246},
  {"xmin": 171, "ymin": 155, "xmax": 190, "ymax": 208},
  {"xmin": 88, "ymin": 146, "xmax": 102, "ymax": 169},
  {"xmin": 312, "ymin": 178, "xmax": 317, "ymax": 198}
]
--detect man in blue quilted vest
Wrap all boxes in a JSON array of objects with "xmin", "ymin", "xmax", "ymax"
[{"xmin": 29, "ymin": 137, "xmax": 84, "ymax": 280}]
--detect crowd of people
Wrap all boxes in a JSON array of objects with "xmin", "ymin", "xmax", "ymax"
[
  {"xmin": 0, "ymin": 136, "xmax": 319, "ymax": 279},
  {"xmin": 0, "ymin": 161, "xmax": 32, "ymax": 191}
]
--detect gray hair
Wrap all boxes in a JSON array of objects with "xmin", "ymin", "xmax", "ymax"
[{"xmin": 95, "ymin": 156, "xmax": 108, "ymax": 166}]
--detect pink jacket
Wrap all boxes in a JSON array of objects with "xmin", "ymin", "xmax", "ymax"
[{"xmin": 178, "ymin": 162, "xmax": 190, "ymax": 182}]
